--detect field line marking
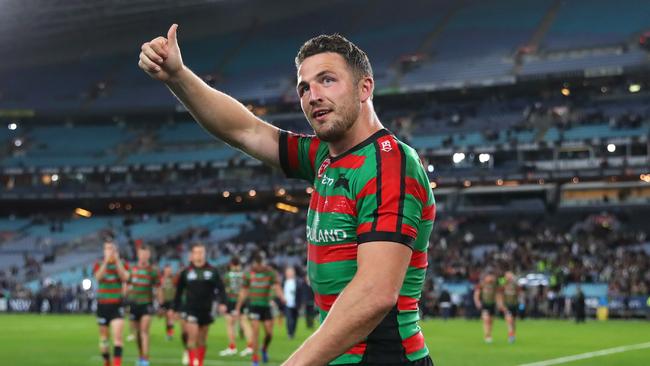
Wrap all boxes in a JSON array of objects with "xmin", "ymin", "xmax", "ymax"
[{"xmin": 517, "ymin": 341, "xmax": 650, "ymax": 366}]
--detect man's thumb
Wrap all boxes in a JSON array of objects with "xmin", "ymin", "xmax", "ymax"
[{"xmin": 167, "ymin": 24, "xmax": 178, "ymax": 45}]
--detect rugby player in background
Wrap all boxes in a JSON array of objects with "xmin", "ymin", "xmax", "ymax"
[
  {"xmin": 127, "ymin": 244, "xmax": 159, "ymax": 366},
  {"xmin": 94, "ymin": 241, "xmax": 130, "ymax": 366},
  {"xmin": 235, "ymin": 252, "xmax": 286, "ymax": 366},
  {"xmin": 173, "ymin": 244, "xmax": 227, "ymax": 366}
]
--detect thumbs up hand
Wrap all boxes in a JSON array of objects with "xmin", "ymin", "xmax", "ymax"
[{"xmin": 139, "ymin": 24, "xmax": 184, "ymax": 82}]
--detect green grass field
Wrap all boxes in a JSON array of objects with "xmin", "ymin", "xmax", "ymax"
[{"xmin": 1, "ymin": 314, "xmax": 649, "ymax": 366}]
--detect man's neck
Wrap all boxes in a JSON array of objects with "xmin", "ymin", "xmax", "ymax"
[{"xmin": 328, "ymin": 109, "xmax": 383, "ymax": 157}]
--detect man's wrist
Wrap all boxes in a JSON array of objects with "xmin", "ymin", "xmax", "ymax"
[{"xmin": 166, "ymin": 65, "xmax": 189, "ymax": 86}]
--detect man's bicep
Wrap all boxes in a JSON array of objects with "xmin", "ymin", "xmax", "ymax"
[
  {"xmin": 235, "ymin": 119, "xmax": 281, "ymax": 169},
  {"xmin": 356, "ymin": 241, "xmax": 412, "ymax": 293}
]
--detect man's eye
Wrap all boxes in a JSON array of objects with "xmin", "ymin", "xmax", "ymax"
[{"xmin": 323, "ymin": 77, "xmax": 334, "ymax": 85}]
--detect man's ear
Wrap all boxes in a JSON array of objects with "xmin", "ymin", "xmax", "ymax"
[{"xmin": 359, "ymin": 76, "xmax": 374, "ymax": 103}]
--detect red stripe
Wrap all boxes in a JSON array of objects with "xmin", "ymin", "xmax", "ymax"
[
  {"xmin": 422, "ymin": 204, "xmax": 435, "ymax": 221},
  {"xmin": 346, "ymin": 342, "xmax": 367, "ymax": 355},
  {"xmin": 330, "ymin": 154, "xmax": 366, "ymax": 169},
  {"xmin": 356, "ymin": 222, "xmax": 373, "ymax": 236},
  {"xmin": 397, "ymin": 296, "xmax": 419, "ymax": 311},
  {"xmin": 287, "ymin": 134, "xmax": 299, "ymax": 171},
  {"xmin": 376, "ymin": 136, "xmax": 402, "ymax": 232},
  {"xmin": 356, "ymin": 178, "xmax": 377, "ymax": 200},
  {"xmin": 308, "ymin": 242, "xmax": 358, "ymax": 264},
  {"xmin": 308, "ymin": 139, "xmax": 321, "ymax": 171},
  {"xmin": 401, "ymin": 223, "xmax": 417, "ymax": 238},
  {"xmin": 405, "ymin": 177, "xmax": 429, "ymax": 206},
  {"xmin": 98, "ymin": 298, "xmax": 122, "ymax": 304},
  {"xmin": 99, "ymin": 288, "xmax": 123, "ymax": 294},
  {"xmin": 409, "ymin": 250, "xmax": 427, "ymax": 269},
  {"xmin": 101, "ymin": 278, "xmax": 122, "ymax": 284},
  {"xmin": 309, "ymin": 190, "xmax": 356, "ymax": 215},
  {"xmin": 314, "ymin": 293, "xmax": 338, "ymax": 311},
  {"xmin": 402, "ymin": 331, "xmax": 425, "ymax": 355}
]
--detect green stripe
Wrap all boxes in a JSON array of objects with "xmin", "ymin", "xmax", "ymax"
[
  {"xmin": 330, "ymin": 353, "xmax": 363, "ymax": 365},
  {"xmin": 397, "ymin": 311, "xmax": 420, "ymax": 339},
  {"xmin": 308, "ymin": 260, "xmax": 356, "ymax": 295},
  {"xmin": 400, "ymin": 267, "xmax": 426, "ymax": 297}
]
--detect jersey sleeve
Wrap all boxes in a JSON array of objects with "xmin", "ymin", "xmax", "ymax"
[
  {"xmin": 173, "ymin": 269, "xmax": 186, "ymax": 311},
  {"xmin": 355, "ymin": 138, "xmax": 431, "ymax": 248},
  {"xmin": 278, "ymin": 130, "xmax": 323, "ymax": 182},
  {"xmin": 212, "ymin": 268, "xmax": 227, "ymax": 304},
  {"xmin": 152, "ymin": 268, "xmax": 160, "ymax": 287},
  {"xmin": 92, "ymin": 261, "xmax": 100, "ymax": 274},
  {"xmin": 242, "ymin": 272, "xmax": 251, "ymax": 289}
]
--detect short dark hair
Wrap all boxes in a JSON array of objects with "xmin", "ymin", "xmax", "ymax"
[
  {"xmin": 295, "ymin": 34, "xmax": 373, "ymax": 80},
  {"xmin": 230, "ymin": 256, "xmax": 240, "ymax": 266},
  {"xmin": 252, "ymin": 251, "xmax": 264, "ymax": 265}
]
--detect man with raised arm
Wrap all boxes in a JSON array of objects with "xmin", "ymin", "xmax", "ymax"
[{"xmin": 140, "ymin": 26, "xmax": 436, "ymax": 366}]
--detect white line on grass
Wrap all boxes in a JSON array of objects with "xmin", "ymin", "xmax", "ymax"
[{"xmin": 517, "ymin": 341, "xmax": 650, "ymax": 366}]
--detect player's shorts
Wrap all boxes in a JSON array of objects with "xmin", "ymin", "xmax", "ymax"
[
  {"xmin": 183, "ymin": 309, "xmax": 214, "ymax": 326},
  {"xmin": 506, "ymin": 305, "xmax": 518, "ymax": 317},
  {"xmin": 226, "ymin": 300, "xmax": 238, "ymax": 314},
  {"xmin": 160, "ymin": 301, "xmax": 174, "ymax": 311},
  {"xmin": 129, "ymin": 303, "xmax": 154, "ymax": 321},
  {"xmin": 248, "ymin": 305, "xmax": 273, "ymax": 321},
  {"xmin": 96, "ymin": 303, "xmax": 124, "ymax": 325},
  {"xmin": 481, "ymin": 303, "xmax": 496, "ymax": 316}
]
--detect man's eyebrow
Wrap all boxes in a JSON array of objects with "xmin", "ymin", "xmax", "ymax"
[{"xmin": 297, "ymin": 70, "xmax": 335, "ymax": 88}]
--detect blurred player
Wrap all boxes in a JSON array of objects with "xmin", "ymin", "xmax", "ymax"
[
  {"xmin": 219, "ymin": 256, "xmax": 253, "ymax": 356},
  {"xmin": 140, "ymin": 26, "xmax": 435, "ymax": 366},
  {"xmin": 94, "ymin": 241, "xmax": 129, "ymax": 366},
  {"xmin": 173, "ymin": 244, "xmax": 227, "ymax": 366},
  {"xmin": 158, "ymin": 264, "xmax": 177, "ymax": 341},
  {"xmin": 474, "ymin": 271, "xmax": 498, "ymax": 343},
  {"xmin": 235, "ymin": 252, "xmax": 285, "ymax": 366},
  {"xmin": 498, "ymin": 271, "xmax": 521, "ymax": 343},
  {"xmin": 127, "ymin": 244, "xmax": 159, "ymax": 366}
]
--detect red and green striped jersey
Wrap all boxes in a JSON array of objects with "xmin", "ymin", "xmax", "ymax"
[
  {"xmin": 477, "ymin": 279, "xmax": 498, "ymax": 304},
  {"xmin": 160, "ymin": 276, "xmax": 177, "ymax": 302},
  {"xmin": 243, "ymin": 267, "xmax": 278, "ymax": 307},
  {"xmin": 279, "ymin": 128, "xmax": 436, "ymax": 365},
  {"xmin": 501, "ymin": 279, "xmax": 519, "ymax": 306},
  {"xmin": 128, "ymin": 264, "xmax": 159, "ymax": 305},
  {"xmin": 93, "ymin": 260, "xmax": 129, "ymax": 305},
  {"xmin": 225, "ymin": 269, "xmax": 244, "ymax": 303}
]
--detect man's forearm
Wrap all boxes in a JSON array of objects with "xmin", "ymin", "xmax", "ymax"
[
  {"xmin": 283, "ymin": 275, "xmax": 395, "ymax": 366},
  {"xmin": 165, "ymin": 67, "xmax": 259, "ymax": 149},
  {"xmin": 94, "ymin": 262, "xmax": 107, "ymax": 280}
]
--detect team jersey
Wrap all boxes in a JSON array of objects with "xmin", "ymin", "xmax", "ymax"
[
  {"xmin": 224, "ymin": 269, "xmax": 244, "ymax": 303},
  {"xmin": 93, "ymin": 260, "xmax": 129, "ymax": 305},
  {"xmin": 242, "ymin": 267, "xmax": 278, "ymax": 307},
  {"xmin": 174, "ymin": 263, "xmax": 226, "ymax": 312},
  {"xmin": 279, "ymin": 128, "xmax": 436, "ymax": 365},
  {"xmin": 160, "ymin": 275, "xmax": 176, "ymax": 303},
  {"xmin": 128, "ymin": 264, "xmax": 159, "ymax": 305},
  {"xmin": 501, "ymin": 279, "xmax": 519, "ymax": 306},
  {"xmin": 478, "ymin": 279, "xmax": 498, "ymax": 304}
]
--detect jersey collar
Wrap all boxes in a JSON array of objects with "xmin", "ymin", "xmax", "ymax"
[{"xmin": 328, "ymin": 128, "xmax": 391, "ymax": 163}]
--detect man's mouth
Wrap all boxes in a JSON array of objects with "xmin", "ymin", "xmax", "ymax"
[{"xmin": 312, "ymin": 109, "xmax": 332, "ymax": 121}]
